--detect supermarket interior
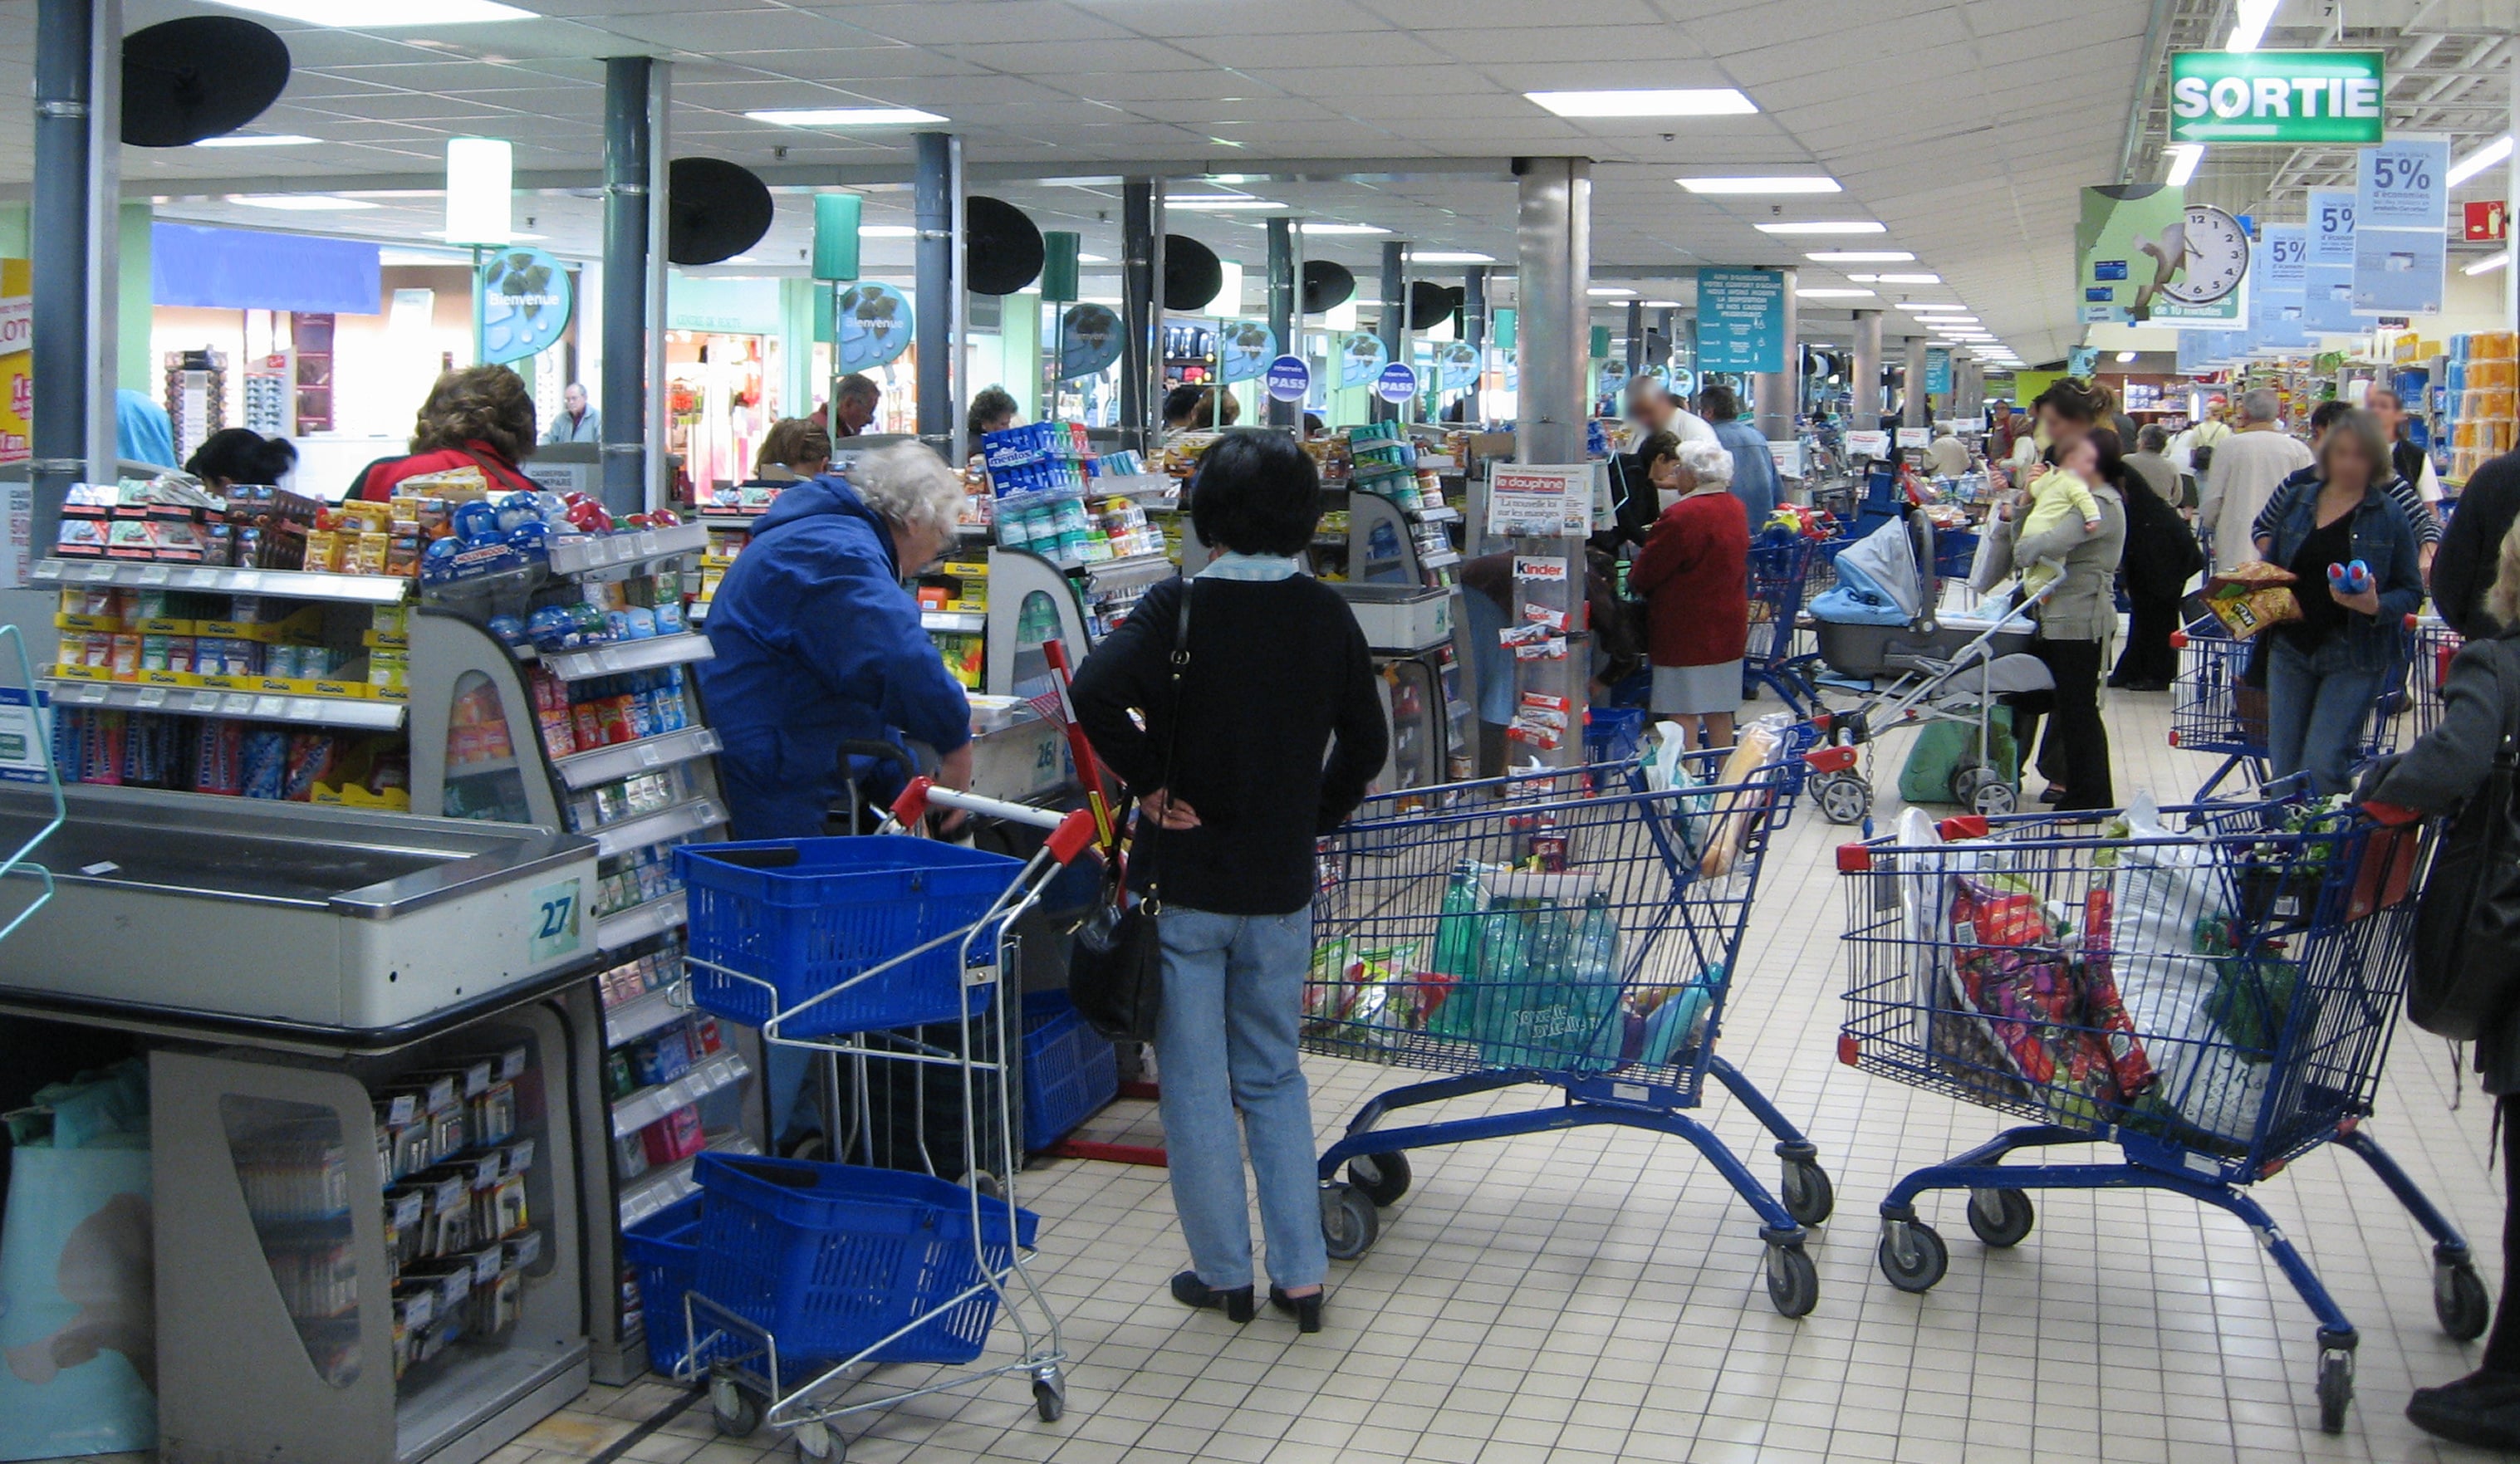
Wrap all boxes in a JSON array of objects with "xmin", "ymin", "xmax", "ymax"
[{"xmin": 2, "ymin": 1, "xmax": 2520, "ymax": 1462}]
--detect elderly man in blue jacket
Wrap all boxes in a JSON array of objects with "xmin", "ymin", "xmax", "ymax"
[{"xmin": 699, "ymin": 441, "xmax": 974, "ymax": 839}]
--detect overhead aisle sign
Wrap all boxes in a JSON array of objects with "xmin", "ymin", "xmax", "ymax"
[
  {"xmin": 2304, "ymin": 189, "xmax": 2359, "ymax": 332},
  {"xmin": 1696, "ymin": 268, "xmax": 1786, "ymax": 374},
  {"xmin": 2249, "ymin": 231, "xmax": 2311, "ymax": 353},
  {"xmin": 2352, "ymin": 136, "xmax": 2451, "ymax": 316},
  {"xmin": 2168, "ymin": 51, "xmax": 2385, "ymax": 145}
]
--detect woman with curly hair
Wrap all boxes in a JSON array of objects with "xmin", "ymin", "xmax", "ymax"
[{"xmin": 352, "ymin": 365, "xmax": 542, "ymax": 501}]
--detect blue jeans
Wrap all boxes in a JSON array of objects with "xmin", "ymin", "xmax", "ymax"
[
  {"xmin": 2266, "ymin": 634, "xmax": 2385, "ymax": 796},
  {"xmin": 1155, "ymin": 904, "xmax": 1326, "ymax": 1291}
]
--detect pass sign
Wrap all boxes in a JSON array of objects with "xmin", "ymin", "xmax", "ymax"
[{"xmin": 2168, "ymin": 50, "xmax": 2385, "ymax": 145}]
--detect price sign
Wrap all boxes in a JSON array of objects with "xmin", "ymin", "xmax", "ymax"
[
  {"xmin": 1896, "ymin": 428, "xmax": 1932, "ymax": 450},
  {"xmin": 1487, "ymin": 464, "xmax": 1591, "ymax": 538},
  {"xmin": 1844, "ymin": 429, "xmax": 1891, "ymax": 458},
  {"xmin": 2357, "ymin": 137, "xmax": 2451, "ymax": 229},
  {"xmin": 135, "ymin": 564, "xmax": 169, "ymax": 585}
]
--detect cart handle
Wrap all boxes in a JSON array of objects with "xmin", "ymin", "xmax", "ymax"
[{"xmin": 891, "ymin": 778, "xmax": 1101, "ymax": 865}]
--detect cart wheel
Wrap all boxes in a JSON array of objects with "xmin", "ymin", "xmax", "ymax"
[
  {"xmin": 2437, "ymin": 1261, "xmax": 2492, "ymax": 1342},
  {"xmin": 1969, "ymin": 778, "xmax": 2018, "ymax": 817},
  {"xmin": 2317, "ymin": 1348, "xmax": 2354, "ymax": 1434},
  {"xmin": 709, "ymin": 1373, "xmax": 763, "ymax": 1439},
  {"xmin": 793, "ymin": 1420, "xmax": 840, "ymax": 1462},
  {"xmin": 1948, "ymin": 764, "xmax": 1988, "ymax": 806},
  {"xmin": 1321, "ymin": 1182, "xmax": 1380, "ymax": 1261},
  {"xmin": 1032, "ymin": 1376, "xmax": 1066, "ymax": 1423},
  {"xmin": 1348, "ymin": 1151, "xmax": 1412, "ymax": 1207},
  {"xmin": 1964, "ymin": 1187, "xmax": 2034, "ymax": 1249},
  {"xmin": 1876, "ymin": 1220, "xmax": 1948, "ymax": 1294},
  {"xmin": 1817, "ymin": 773, "xmax": 1870, "ymax": 826},
  {"xmin": 1766, "ymin": 1242, "xmax": 1819, "ymax": 1319},
  {"xmin": 1780, "ymin": 1158, "xmax": 1835, "ymax": 1227}
]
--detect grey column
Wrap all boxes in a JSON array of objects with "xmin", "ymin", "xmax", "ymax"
[
  {"xmin": 1750, "ymin": 267, "xmax": 1798, "ymax": 444},
  {"xmin": 1902, "ymin": 336, "xmax": 1931, "ymax": 427},
  {"xmin": 1624, "ymin": 300, "xmax": 1644, "ymax": 385},
  {"xmin": 1513, "ymin": 157, "xmax": 1590, "ymax": 464},
  {"xmin": 1850, "ymin": 308, "xmax": 1884, "ymax": 426},
  {"xmin": 1463, "ymin": 266, "xmax": 1488, "ymax": 425},
  {"xmin": 1376, "ymin": 238, "xmax": 1406, "ymax": 423},
  {"xmin": 1655, "ymin": 306, "xmax": 1676, "ymax": 370},
  {"xmin": 31, "ymin": 0, "xmax": 120, "ymax": 561},
  {"xmin": 1120, "ymin": 181, "xmax": 1162, "ymax": 453},
  {"xmin": 913, "ymin": 131, "xmax": 956, "ymax": 452},
  {"xmin": 600, "ymin": 56, "xmax": 652, "ymax": 514},
  {"xmin": 1265, "ymin": 216, "xmax": 1297, "ymax": 429}
]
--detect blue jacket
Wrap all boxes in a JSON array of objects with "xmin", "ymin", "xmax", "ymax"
[
  {"xmin": 1710, "ymin": 417, "xmax": 1778, "ymax": 524},
  {"xmin": 697, "ymin": 474, "xmax": 971, "ymax": 840},
  {"xmin": 2262, "ymin": 475, "xmax": 2424, "ymax": 673}
]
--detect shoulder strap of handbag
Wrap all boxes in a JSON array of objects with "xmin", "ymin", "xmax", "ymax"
[
  {"xmin": 2493, "ymin": 641, "xmax": 2520, "ymax": 780},
  {"xmin": 1137, "ymin": 580, "xmax": 1194, "ymax": 911}
]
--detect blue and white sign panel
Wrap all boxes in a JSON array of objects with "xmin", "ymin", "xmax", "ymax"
[
  {"xmin": 2352, "ymin": 226, "xmax": 2447, "ymax": 315},
  {"xmin": 1696, "ymin": 268, "xmax": 1787, "ymax": 375},
  {"xmin": 1262, "ymin": 354, "xmax": 1311, "ymax": 403},
  {"xmin": 1375, "ymin": 361, "xmax": 1419, "ymax": 404},
  {"xmin": 2352, "ymin": 136, "xmax": 2449, "ymax": 316},
  {"xmin": 2304, "ymin": 189, "xmax": 2360, "ymax": 332}
]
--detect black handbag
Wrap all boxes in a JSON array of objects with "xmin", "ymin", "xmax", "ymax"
[
  {"xmin": 1066, "ymin": 585, "xmax": 1191, "ymax": 1044},
  {"xmin": 2410, "ymin": 646, "xmax": 2520, "ymax": 1040}
]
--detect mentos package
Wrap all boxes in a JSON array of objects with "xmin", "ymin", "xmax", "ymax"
[
  {"xmin": 193, "ymin": 718, "xmax": 245, "ymax": 796},
  {"xmin": 241, "ymin": 728, "xmax": 289, "ymax": 800}
]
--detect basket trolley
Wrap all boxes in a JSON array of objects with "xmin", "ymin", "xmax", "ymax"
[
  {"xmin": 2399, "ymin": 614, "xmax": 2462, "ymax": 743},
  {"xmin": 1835, "ymin": 798, "xmax": 2476, "ymax": 1433},
  {"xmin": 2168, "ymin": 618, "xmax": 2408, "ymax": 803},
  {"xmin": 668, "ymin": 783, "xmax": 1100, "ymax": 1463},
  {"xmin": 1302, "ymin": 752, "xmax": 1832, "ymax": 1318},
  {"xmin": 1746, "ymin": 539, "xmax": 1827, "ymax": 717}
]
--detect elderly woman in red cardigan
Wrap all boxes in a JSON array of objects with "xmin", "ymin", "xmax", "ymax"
[{"xmin": 1627, "ymin": 433, "xmax": 1750, "ymax": 751}]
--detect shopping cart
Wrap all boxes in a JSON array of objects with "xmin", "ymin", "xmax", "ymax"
[
  {"xmin": 1746, "ymin": 538, "xmax": 1826, "ymax": 717},
  {"xmin": 2398, "ymin": 613, "xmax": 2462, "ymax": 742},
  {"xmin": 669, "ymin": 784, "xmax": 1098, "ymax": 1462},
  {"xmin": 1303, "ymin": 750, "xmax": 1831, "ymax": 1317},
  {"xmin": 2168, "ymin": 618, "xmax": 2405, "ymax": 801},
  {"xmin": 1836, "ymin": 796, "xmax": 2469, "ymax": 1433}
]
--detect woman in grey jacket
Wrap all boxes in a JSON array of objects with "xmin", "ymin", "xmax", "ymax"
[{"xmin": 2361, "ymin": 520, "xmax": 2520, "ymax": 1449}]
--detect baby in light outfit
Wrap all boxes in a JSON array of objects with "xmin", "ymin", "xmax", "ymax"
[{"xmin": 2015, "ymin": 436, "xmax": 2106, "ymax": 599}]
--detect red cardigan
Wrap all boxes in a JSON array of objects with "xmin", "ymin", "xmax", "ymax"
[
  {"xmin": 1629, "ymin": 490, "xmax": 1749, "ymax": 668},
  {"xmin": 354, "ymin": 441, "xmax": 539, "ymax": 502}
]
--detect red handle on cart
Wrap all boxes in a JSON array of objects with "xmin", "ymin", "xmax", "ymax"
[{"xmin": 889, "ymin": 778, "xmax": 1102, "ymax": 865}]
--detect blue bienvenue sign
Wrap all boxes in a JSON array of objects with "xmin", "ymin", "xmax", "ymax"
[
  {"xmin": 480, "ymin": 247, "xmax": 574, "ymax": 366},
  {"xmin": 1263, "ymin": 354, "xmax": 1311, "ymax": 402},
  {"xmin": 1375, "ymin": 361, "xmax": 1419, "ymax": 403},
  {"xmin": 1697, "ymin": 268, "xmax": 1785, "ymax": 375}
]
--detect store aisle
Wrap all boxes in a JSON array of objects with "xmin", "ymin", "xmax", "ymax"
[{"xmin": 469, "ymin": 690, "xmax": 2499, "ymax": 1464}]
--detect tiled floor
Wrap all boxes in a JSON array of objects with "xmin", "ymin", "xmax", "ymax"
[{"xmin": 463, "ymin": 688, "xmax": 2513, "ymax": 1464}]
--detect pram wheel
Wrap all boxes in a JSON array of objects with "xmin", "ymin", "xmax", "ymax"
[
  {"xmin": 1816, "ymin": 772, "xmax": 1870, "ymax": 825},
  {"xmin": 1964, "ymin": 1187, "xmax": 2034, "ymax": 1248},
  {"xmin": 1348, "ymin": 1151, "xmax": 1411, "ymax": 1207},
  {"xmin": 1949, "ymin": 766, "xmax": 2017, "ymax": 817},
  {"xmin": 1876, "ymin": 1219, "xmax": 1947, "ymax": 1293},
  {"xmin": 2437, "ymin": 1259, "xmax": 2491, "ymax": 1341},
  {"xmin": 1321, "ymin": 1182, "xmax": 1380, "ymax": 1260}
]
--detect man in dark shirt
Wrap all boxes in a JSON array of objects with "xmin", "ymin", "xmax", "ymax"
[{"xmin": 2432, "ymin": 450, "xmax": 2520, "ymax": 638}]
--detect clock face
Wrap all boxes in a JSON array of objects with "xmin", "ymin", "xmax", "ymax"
[{"xmin": 2160, "ymin": 206, "xmax": 2250, "ymax": 306}]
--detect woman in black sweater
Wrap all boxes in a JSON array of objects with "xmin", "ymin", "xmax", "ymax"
[{"xmin": 1070, "ymin": 431, "xmax": 1387, "ymax": 1332}]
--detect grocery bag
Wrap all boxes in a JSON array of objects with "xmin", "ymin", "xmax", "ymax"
[{"xmin": 0, "ymin": 1145, "xmax": 154, "ymax": 1460}]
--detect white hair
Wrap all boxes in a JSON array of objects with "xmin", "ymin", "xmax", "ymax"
[
  {"xmin": 847, "ymin": 441, "xmax": 963, "ymax": 540},
  {"xmin": 1674, "ymin": 438, "xmax": 1734, "ymax": 488},
  {"xmin": 2238, "ymin": 388, "xmax": 2282, "ymax": 424}
]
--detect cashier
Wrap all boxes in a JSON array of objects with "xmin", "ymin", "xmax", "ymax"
[{"xmin": 699, "ymin": 441, "xmax": 975, "ymax": 839}]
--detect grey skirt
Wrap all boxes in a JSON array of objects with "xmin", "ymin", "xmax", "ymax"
[{"xmin": 1651, "ymin": 661, "xmax": 1743, "ymax": 715}]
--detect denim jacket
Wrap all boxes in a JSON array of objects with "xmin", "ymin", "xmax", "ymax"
[{"xmin": 2261, "ymin": 475, "xmax": 2423, "ymax": 673}]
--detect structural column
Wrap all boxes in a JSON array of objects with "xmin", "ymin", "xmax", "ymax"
[
  {"xmin": 1120, "ymin": 181, "xmax": 1163, "ymax": 453},
  {"xmin": 1264, "ymin": 216, "xmax": 1298, "ymax": 429},
  {"xmin": 1751, "ymin": 267, "xmax": 1798, "ymax": 445},
  {"xmin": 599, "ymin": 56, "xmax": 655, "ymax": 515},
  {"xmin": 913, "ymin": 131, "xmax": 958, "ymax": 453},
  {"xmin": 1902, "ymin": 335, "xmax": 1931, "ymax": 427},
  {"xmin": 1513, "ymin": 157, "xmax": 1591, "ymax": 464},
  {"xmin": 31, "ymin": 0, "xmax": 120, "ymax": 561},
  {"xmin": 1850, "ymin": 308, "xmax": 1884, "ymax": 426},
  {"xmin": 1624, "ymin": 300, "xmax": 1644, "ymax": 388},
  {"xmin": 1376, "ymin": 239, "xmax": 1406, "ymax": 423},
  {"xmin": 1463, "ymin": 266, "xmax": 1488, "ymax": 425}
]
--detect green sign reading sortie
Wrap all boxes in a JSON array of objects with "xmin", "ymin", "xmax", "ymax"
[{"xmin": 2169, "ymin": 50, "xmax": 2385, "ymax": 144}]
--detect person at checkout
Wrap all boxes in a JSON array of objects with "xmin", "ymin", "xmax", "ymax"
[{"xmin": 698, "ymin": 439, "xmax": 976, "ymax": 840}]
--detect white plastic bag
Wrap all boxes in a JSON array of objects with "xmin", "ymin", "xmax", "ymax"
[{"xmin": 2108, "ymin": 797, "xmax": 2267, "ymax": 1143}]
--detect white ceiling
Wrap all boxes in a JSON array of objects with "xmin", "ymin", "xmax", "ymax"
[{"xmin": 15, "ymin": 0, "xmax": 2477, "ymax": 365}]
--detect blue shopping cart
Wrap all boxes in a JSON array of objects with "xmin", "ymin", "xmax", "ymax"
[
  {"xmin": 2169, "ymin": 617, "xmax": 2406, "ymax": 801},
  {"xmin": 1746, "ymin": 538, "xmax": 1827, "ymax": 717},
  {"xmin": 1302, "ymin": 752, "xmax": 1830, "ymax": 1317},
  {"xmin": 1836, "ymin": 796, "xmax": 2470, "ymax": 1433}
]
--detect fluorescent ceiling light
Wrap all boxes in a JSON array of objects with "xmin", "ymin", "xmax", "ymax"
[
  {"xmin": 2116, "ymin": 350, "xmax": 2140, "ymax": 363},
  {"xmin": 1587, "ymin": 286, "xmax": 1634, "ymax": 296},
  {"xmin": 1164, "ymin": 197, "xmax": 1286, "ymax": 210},
  {"xmin": 1897, "ymin": 303, "xmax": 1968, "ymax": 312},
  {"xmin": 208, "ymin": 0, "xmax": 533, "ymax": 22},
  {"xmin": 2449, "ymin": 135, "xmax": 2515, "ymax": 189},
  {"xmin": 1643, "ymin": 299, "xmax": 1682, "ymax": 308},
  {"xmin": 1922, "ymin": 315, "xmax": 1979, "ymax": 324},
  {"xmin": 1677, "ymin": 176, "xmax": 1839, "ymax": 194},
  {"xmin": 2466, "ymin": 250, "xmax": 2513, "ymax": 277},
  {"xmin": 2225, "ymin": 0, "xmax": 2280, "ymax": 51},
  {"xmin": 1754, "ymin": 220, "xmax": 1885, "ymax": 235},
  {"xmin": 1300, "ymin": 223, "xmax": 1389, "ymax": 235},
  {"xmin": 1525, "ymin": 88, "xmax": 1758, "ymax": 118},
  {"xmin": 422, "ymin": 228, "xmax": 544, "ymax": 240},
  {"xmin": 1078, "ymin": 252, "xmax": 1110, "ymax": 263},
  {"xmin": 230, "ymin": 193, "xmax": 376, "ymax": 211},
  {"xmin": 2165, "ymin": 143, "xmax": 2204, "ymax": 188},
  {"xmin": 1409, "ymin": 250, "xmax": 1494, "ymax": 264},
  {"xmin": 194, "ymin": 133, "xmax": 318, "ymax": 149},
  {"xmin": 1870, "ymin": 273, "xmax": 1942, "ymax": 285},
  {"xmin": 1807, "ymin": 251, "xmax": 1915, "ymax": 262},
  {"xmin": 1797, "ymin": 287, "xmax": 1876, "ymax": 298},
  {"xmin": 858, "ymin": 224, "xmax": 918, "ymax": 238},
  {"xmin": 748, "ymin": 107, "xmax": 947, "ymax": 127}
]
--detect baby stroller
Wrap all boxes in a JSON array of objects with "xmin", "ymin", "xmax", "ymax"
[{"xmin": 1799, "ymin": 512, "xmax": 2059, "ymax": 825}]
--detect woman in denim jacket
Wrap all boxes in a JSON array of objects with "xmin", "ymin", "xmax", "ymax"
[{"xmin": 2253, "ymin": 408, "xmax": 2423, "ymax": 794}]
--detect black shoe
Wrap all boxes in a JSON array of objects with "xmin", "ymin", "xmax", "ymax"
[
  {"xmin": 1268, "ymin": 1286, "xmax": 1324, "ymax": 1333},
  {"xmin": 2037, "ymin": 785, "xmax": 2067, "ymax": 805},
  {"xmin": 2409, "ymin": 1370, "xmax": 2520, "ymax": 1448},
  {"xmin": 1170, "ymin": 1271, "xmax": 1253, "ymax": 1323}
]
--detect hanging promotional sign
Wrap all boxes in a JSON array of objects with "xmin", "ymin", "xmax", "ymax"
[
  {"xmin": 1215, "ymin": 321, "xmax": 1277, "ymax": 383},
  {"xmin": 1375, "ymin": 361, "xmax": 1419, "ymax": 404},
  {"xmin": 1056, "ymin": 303, "xmax": 1123, "ymax": 380},
  {"xmin": 2353, "ymin": 136, "xmax": 2450, "ymax": 316},
  {"xmin": 2353, "ymin": 228, "xmax": 2447, "ymax": 315},
  {"xmin": 2076, "ymin": 184, "xmax": 2188, "ymax": 325},
  {"xmin": 1666, "ymin": 365, "xmax": 1696, "ymax": 399},
  {"xmin": 836, "ymin": 282, "xmax": 914, "ymax": 373},
  {"xmin": 478, "ymin": 247, "xmax": 573, "ymax": 367},
  {"xmin": 1434, "ymin": 340, "xmax": 1480, "ymax": 393},
  {"xmin": 1696, "ymin": 268, "xmax": 1786, "ymax": 374},
  {"xmin": 2145, "ymin": 204, "xmax": 2253, "ymax": 327},
  {"xmin": 2304, "ymin": 189, "xmax": 2359, "ymax": 332},
  {"xmin": 2248, "ymin": 236, "xmax": 2312, "ymax": 353},
  {"xmin": 1488, "ymin": 464, "xmax": 1592, "ymax": 538},
  {"xmin": 1337, "ymin": 332, "xmax": 1389, "ymax": 389},
  {"xmin": 2168, "ymin": 50, "xmax": 2385, "ymax": 145},
  {"xmin": 1924, "ymin": 348, "xmax": 1952, "ymax": 395},
  {"xmin": 1262, "ymin": 354, "xmax": 1311, "ymax": 403}
]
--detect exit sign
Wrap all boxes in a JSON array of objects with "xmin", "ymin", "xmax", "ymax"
[
  {"xmin": 2467, "ymin": 201, "xmax": 2510, "ymax": 242},
  {"xmin": 2169, "ymin": 50, "xmax": 2385, "ymax": 144}
]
